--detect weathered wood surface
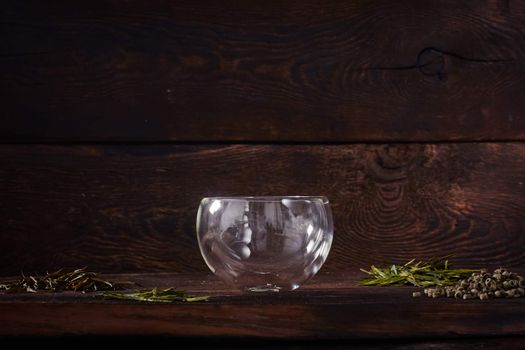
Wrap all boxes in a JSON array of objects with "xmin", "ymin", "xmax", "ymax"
[
  {"xmin": 1, "ymin": 143, "xmax": 525, "ymax": 276},
  {"xmin": 1, "ymin": 272, "xmax": 525, "ymax": 339},
  {"xmin": 2, "ymin": 0, "xmax": 525, "ymax": 142}
]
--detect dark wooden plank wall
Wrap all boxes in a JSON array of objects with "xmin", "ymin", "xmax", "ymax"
[
  {"xmin": 2, "ymin": 0, "xmax": 525, "ymax": 142},
  {"xmin": 1, "ymin": 0, "xmax": 525, "ymax": 276},
  {"xmin": 1, "ymin": 144, "xmax": 525, "ymax": 275}
]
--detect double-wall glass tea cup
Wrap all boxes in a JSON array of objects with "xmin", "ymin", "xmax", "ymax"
[{"xmin": 196, "ymin": 196, "xmax": 333, "ymax": 292}]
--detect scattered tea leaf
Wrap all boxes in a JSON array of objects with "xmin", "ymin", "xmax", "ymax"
[
  {"xmin": 360, "ymin": 257, "xmax": 479, "ymax": 287},
  {"xmin": 421, "ymin": 268, "xmax": 525, "ymax": 300},
  {"xmin": 0, "ymin": 268, "xmax": 133, "ymax": 293},
  {"xmin": 1, "ymin": 268, "xmax": 210, "ymax": 302},
  {"xmin": 100, "ymin": 288, "xmax": 209, "ymax": 303}
]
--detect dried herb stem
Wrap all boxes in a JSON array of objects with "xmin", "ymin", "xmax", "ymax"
[
  {"xmin": 360, "ymin": 258, "xmax": 479, "ymax": 287},
  {"xmin": 0, "ymin": 268, "xmax": 132, "ymax": 293},
  {"xmin": 100, "ymin": 288, "xmax": 209, "ymax": 303}
]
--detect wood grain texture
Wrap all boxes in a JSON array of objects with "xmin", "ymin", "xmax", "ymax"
[
  {"xmin": 1, "ymin": 272, "xmax": 525, "ymax": 339},
  {"xmin": 1, "ymin": 143, "xmax": 525, "ymax": 276},
  {"xmin": 2, "ymin": 0, "xmax": 525, "ymax": 142}
]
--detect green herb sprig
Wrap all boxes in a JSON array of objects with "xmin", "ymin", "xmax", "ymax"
[
  {"xmin": 359, "ymin": 258, "xmax": 479, "ymax": 287},
  {"xmin": 100, "ymin": 288, "xmax": 209, "ymax": 303},
  {"xmin": 0, "ymin": 268, "xmax": 131, "ymax": 293}
]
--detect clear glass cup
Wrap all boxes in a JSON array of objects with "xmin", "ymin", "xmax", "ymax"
[{"xmin": 196, "ymin": 196, "xmax": 333, "ymax": 292}]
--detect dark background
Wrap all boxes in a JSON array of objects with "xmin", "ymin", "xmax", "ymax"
[
  {"xmin": 2, "ymin": 1, "xmax": 525, "ymax": 347},
  {"xmin": 1, "ymin": 0, "xmax": 525, "ymax": 278}
]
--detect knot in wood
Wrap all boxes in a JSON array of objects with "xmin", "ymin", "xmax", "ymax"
[{"xmin": 417, "ymin": 47, "xmax": 445, "ymax": 79}]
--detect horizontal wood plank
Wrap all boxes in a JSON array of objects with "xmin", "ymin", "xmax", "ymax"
[
  {"xmin": 2, "ymin": 0, "xmax": 525, "ymax": 142},
  {"xmin": 1, "ymin": 272, "xmax": 525, "ymax": 339},
  {"xmin": 1, "ymin": 143, "xmax": 525, "ymax": 275}
]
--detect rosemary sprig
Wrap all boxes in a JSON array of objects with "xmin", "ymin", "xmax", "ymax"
[
  {"xmin": 100, "ymin": 288, "xmax": 209, "ymax": 303},
  {"xmin": 0, "ymin": 267, "xmax": 132, "ymax": 293},
  {"xmin": 359, "ymin": 258, "xmax": 479, "ymax": 287}
]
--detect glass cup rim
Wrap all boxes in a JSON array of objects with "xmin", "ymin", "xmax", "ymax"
[{"xmin": 201, "ymin": 196, "xmax": 329, "ymax": 204}]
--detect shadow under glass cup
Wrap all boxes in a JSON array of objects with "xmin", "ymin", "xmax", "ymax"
[{"xmin": 196, "ymin": 196, "xmax": 334, "ymax": 292}]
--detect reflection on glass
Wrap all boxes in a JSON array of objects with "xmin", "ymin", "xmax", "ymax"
[{"xmin": 196, "ymin": 196, "xmax": 333, "ymax": 292}]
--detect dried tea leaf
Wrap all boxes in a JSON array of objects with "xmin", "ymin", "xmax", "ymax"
[
  {"xmin": 360, "ymin": 257, "xmax": 479, "ymax": 287},
  {"xmin": 422, "ymin": 268, "xmax": 525, "ymax": 300},
  {"xmin": 0, "ymin": 268, "xmax": 133, "ymax": 293},
  {"xmin": 100, "ymin": 288, "xmax": 210, "ymax": 303}
]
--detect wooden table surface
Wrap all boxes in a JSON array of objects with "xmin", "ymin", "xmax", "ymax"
[{"xmin": 1, "ymin": 271, "xmax": 524, "ymax": 343}]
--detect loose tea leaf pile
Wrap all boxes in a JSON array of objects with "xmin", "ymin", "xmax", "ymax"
[
  {"xmin": 359, "ymin": 258, "xmax": 479, "ymax": 287},
  {"xmin": 0, "ymin": 267, "xmax": 210, "ymax": 303},
  {"xmin": 100, "ymin": 288, "xmax": 209, "ymax": 303},
  {"xmin": 0, "ymin": 268, "xmax": 130, "ymax": 293},
  {"xmin": 417, "ymin": 268, "xmax": 525, "ymax": 300}
]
